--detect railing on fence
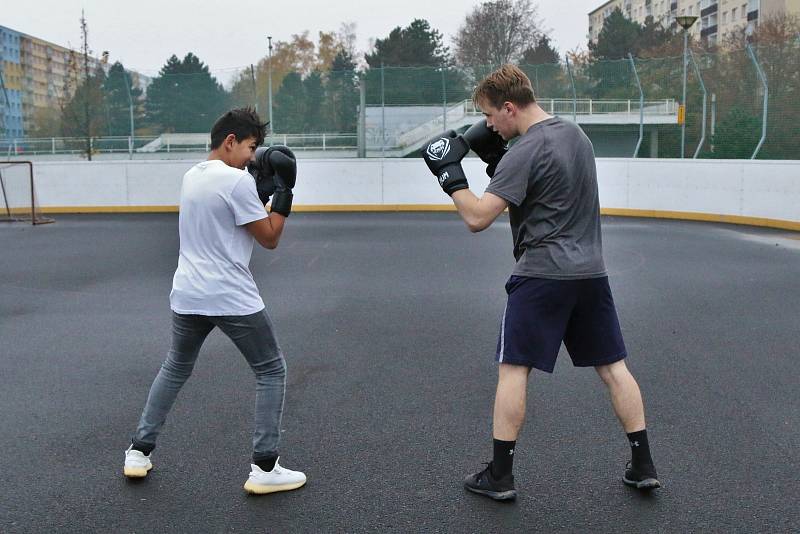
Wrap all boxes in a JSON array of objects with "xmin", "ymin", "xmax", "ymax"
[
  {"xmin": 1, "ymin": 98, "xmax": 677, "ymax": 157},
  {"xmin": 1, "ymin": 133, "xmax": 359, "ymax": 157}
]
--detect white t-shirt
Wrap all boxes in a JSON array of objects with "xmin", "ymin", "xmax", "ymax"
[{"xmin": 169, "ymin": 159, "xmax": 268, "ymax": 316}]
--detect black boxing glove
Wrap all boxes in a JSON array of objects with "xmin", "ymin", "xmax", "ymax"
[
  {"xmin": 267, "ymin": 145, "xmax": 297, "ymax": 217},
  {"xmin": 248, "ymin": 146, "xmax": 276, "ymax": 205},
  {"xmin": 463, "ymin": 119, "xmax": 508, "ymax": 177},
  {"xmin": 421, "ymin": 130, "xmax": 470, "ymax": 196}
]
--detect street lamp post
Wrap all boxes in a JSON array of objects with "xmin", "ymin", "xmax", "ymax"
[
  {"xmin": 267, "ymin": 36, "xmax": 273, "ymax": 135},
  {"xmin": 676, "ymin": 15, "xmax": 698, "ymax": 158}
]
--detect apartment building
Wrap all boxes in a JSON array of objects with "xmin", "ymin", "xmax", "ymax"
[
  {"xmin": 0, "ymin": 27, "xmax": 25, "ymax": 139},
  {"xmin": 0, "ymin": 25, "xmax": 149, "ymax": 140},
  {"xmin": 589, "ymin": 0, "xmax": 799, "ymax": 48}
]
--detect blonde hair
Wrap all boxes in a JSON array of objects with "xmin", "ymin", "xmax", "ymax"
[{"xmin": 472, "ymin": 64, "xmax": 536, "ymax": 110}]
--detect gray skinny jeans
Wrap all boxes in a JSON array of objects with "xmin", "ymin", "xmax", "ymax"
[{"xmin": 132, "ymin": 310, "xmax": 286, "ymax": 462}]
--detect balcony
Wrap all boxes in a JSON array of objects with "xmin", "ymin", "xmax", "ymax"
[
  {"xmin": 701, "ymin": 25, "xmax": 718, "ymax": 37},
  {"xmin": 701, "ymin": 3, "xmax": 718, "ymax": 16}
]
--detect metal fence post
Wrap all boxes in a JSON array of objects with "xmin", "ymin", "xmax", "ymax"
[
  {"xmin": 688, "ymin": 49, "xmax": 708, "ymax": 158},
  {"xmin": 565, "ymin": 57, "xmax": 577, "ymax": 122},
  {"xmin": 628, "ymin": 53, "xmax": 644, "ymax": 158},
  {"xmin": 442, "ymin": 67, "xmax": 447, "ymax": 130},
  {"xmin": 745, "ymin": 43, "xmax": 768, "ymax": 159},
  {"xmin": 358, "ymin": 74, "xmax": 366, "ymax": 158},
  {"xmin": 710, "ymin": 93, "xmax": 716, "ymax": 139},
  {"xmin": 380, "ymin": 62, "xmax": 386, "ymax": 156}
]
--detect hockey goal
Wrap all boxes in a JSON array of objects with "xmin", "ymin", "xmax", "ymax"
[{"xmin": 0, "ymin": 161, "xmax": 54, "ymax": 225}]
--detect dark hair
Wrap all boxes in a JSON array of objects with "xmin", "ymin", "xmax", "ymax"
[
  {"xmin": 210, "ymin": 107, "xmax": 268, "ymax": 149},
  {"xmin": 473, "ymin": 64, "xmax": 536, "ymax": 109}
]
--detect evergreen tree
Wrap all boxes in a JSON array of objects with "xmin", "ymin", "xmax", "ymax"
[
  {"xmin": 302, "ymin": 70, "xmax": 325, "ymax": 132},
  {"xmin": 145, "ymin": 53, "xmax": 229, "ymax": 133},
  {"xmin": 326, "ymin": 49, "xmax": 360, "ymax": 133},
  {"xmin": 273, "ymin": 72, "xmax": 305, "ymax": 133},
  {"xmin": 102, "ymin": 62, "xmax": 143, "ymax": 136},
  {"xmin": 521, "ymin": 36, "xmax": 561, "ymax": 65},
  {"xmin": 364, "ymin": 19, "xmax": 466, "ymax": 106},
  {"xmin": 588, "ymin": 8, "xmax": 643, "ymax": 60}
]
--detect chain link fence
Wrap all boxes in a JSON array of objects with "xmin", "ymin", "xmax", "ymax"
[{"xmin": 2, "ymin": 44, "xmax": 798, "ymax": 159}]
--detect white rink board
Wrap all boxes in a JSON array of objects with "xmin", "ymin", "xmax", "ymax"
[{"xmin": 30, "ymin": 158, "xmax": 800, "ymax": 225}]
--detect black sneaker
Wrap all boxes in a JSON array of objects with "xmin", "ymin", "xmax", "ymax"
[
  {"xmin": 623, "ymin": 461, "xmax": 661, "ymax": 490},
  {"xmin": 464, "ymin": 462, "xmax": 517, "ymax": 501}
]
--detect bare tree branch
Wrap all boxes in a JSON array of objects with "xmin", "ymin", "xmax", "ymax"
[{"xmin": 454, "ymin": 0, "xmax": 546, "ymax": 67}]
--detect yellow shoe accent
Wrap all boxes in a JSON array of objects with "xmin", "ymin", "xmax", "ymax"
[
  {"xmin": 243, "ymin": 478, "xmax": 306, "ymax": 494},
  {"xmin": 123, "ymin": 463, "xmax": 153, "ymax": 478}
]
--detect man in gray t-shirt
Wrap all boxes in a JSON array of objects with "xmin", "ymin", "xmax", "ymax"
[
  {"xmin": 422, "ymin": 65, "xmax": 660, "ymax": 501},
  {"xmin": 487, "ymin": 116, "xmax": 607, "ymax": 280}
]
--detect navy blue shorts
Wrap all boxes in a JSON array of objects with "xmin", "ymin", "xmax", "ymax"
[{"xmin": 495, "ymin": 276, "xmax": 627, "ymax": 373}]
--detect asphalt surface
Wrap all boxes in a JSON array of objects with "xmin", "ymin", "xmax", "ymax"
[{"xmin": 1, "ymin": 213, "xmax": 799, "ymax": 533}]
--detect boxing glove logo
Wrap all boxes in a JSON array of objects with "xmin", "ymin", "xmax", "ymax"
[
  {"xmin": 438, "ymin": 171, "xmax": 450, "ymax": 186},
  {"xmin": 426, "ymin": 138, "xmax": 450, "ymax": 161}
]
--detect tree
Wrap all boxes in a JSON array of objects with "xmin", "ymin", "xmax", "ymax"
[
  {"xmin": 60, "ymin": 64, "xmax": 108, "ymax": 141},
  {"xmin": 302, "ymin": 70, "xmax": 325, "ymax": 132},
  {"xmin": 453, "ymin": 0, "xmax": 545, "ymax": 67},
  {"xmin": 364, "ymin": 19, "xmax": 466, "ymax": 106},
  {"xmin": 638, "ymin": 16, "xmax": 681, "ymax": 57},
  {"xmin": 229, "ymin": 31, "xmax": 351, "ymax": 118},
  {"xmin": 60, "ymin": 11, "xmax": 104, "ymax": 158},
  {"xmin": 706, "ymin": 15, "xmax": 800, "ymax": 159},
  {"xmin": 316, "ymin": 32, "xmax": 340, "ymax": 73},
  {"xmin": 709, "ymin": 108, "xmax": 761, "ymax": 158},
  {"xmin": 585, "ymin": 9, "xmax": 681, "ymax": 101},
  {"xmin": 521, "ymin": 35, "xmax": 560, "ymax": 65},
  {"xmin": 273, "ymin": 72, "xmax": 305, "ymax": 133},
  {"xmin": 589, "ymin": 9, "xmax": 679, "ymax": 59},
  {"xmin": 325, "ymin": 49, "xmax": 360, "ymax": 133},
  {"xmin": 365, "ymin": 19, "xmax": 450, "ymax": 67},
  {"xmin": 102, "ymin": 61, "xmax": 143, "ymax": 136},
  {"xmin": 145, "ymin": 53, "xmax": 228, "ymax": 133},
  {"xmin": 588, "ymin": 8, "xmax": 643, "ymax": 60}
]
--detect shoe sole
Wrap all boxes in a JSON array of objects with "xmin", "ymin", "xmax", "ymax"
[
  {"xmin": 244, "ymin": 479, "xmax": 306, "ymax": 495},
  {"xmin": 123, "ymin": 464, "xmax": 153, "ymax": 478},
  {"xmin": 622, "ymin": 476, "xmax": 661, "ymax": 490},
  {"xmin": 464, "ymin": 485, "xmax": 517, "ymax": 501}
]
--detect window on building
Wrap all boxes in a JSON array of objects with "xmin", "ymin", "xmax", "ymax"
[
  {"xmin": 741, "ymin": 4, "xmax": 746, "ymax": 16},
  {"xmin": 732, "ymin": 7, "xmax": 737, "ymax": 18}
]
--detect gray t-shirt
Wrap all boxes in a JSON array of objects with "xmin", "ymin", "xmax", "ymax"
[{"xmin": 485, "ymin": 116, "xmax": 607, "ymax": 280}]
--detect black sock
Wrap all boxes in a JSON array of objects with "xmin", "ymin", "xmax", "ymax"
[
  {"xmin": 491, "ymin": 439, "xmax": 516, "ymax": 478},
  {"xmin": 627, "ymin": 429, "xmax": 654, "ymax": 468},
  {"xmin": 131, "ymin": 441, "xmax": 154, "ymax": 455},
  {"xmin": 254, "ymin": 455, "xmax": 277, "ymax": 472}
]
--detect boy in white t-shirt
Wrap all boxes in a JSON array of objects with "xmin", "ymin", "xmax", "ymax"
[{"xmin": 123, "ymin": 108, "xmax": 306, "ymax": 495}]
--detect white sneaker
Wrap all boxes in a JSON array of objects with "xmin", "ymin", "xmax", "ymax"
[
  {"xmin": 243, "ymin": 458, "xmax": 306, "ymax": 494},
  {"xmin": 123, "ymin": 445, "xmax": 153, "ymax": 478}
]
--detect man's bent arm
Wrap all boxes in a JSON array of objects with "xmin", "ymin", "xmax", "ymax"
[
  {"xmin": 451, "ymin": 190, "xmax": 508, "ymax": 233},
  {"xmin": 246, "ymin": 212, "xmax": 286, "ymax": 249}
]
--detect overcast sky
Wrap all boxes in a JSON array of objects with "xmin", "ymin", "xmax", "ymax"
[{"xmin": 3, "ymin": 0, "xmax": 600, "ymax": 77}]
